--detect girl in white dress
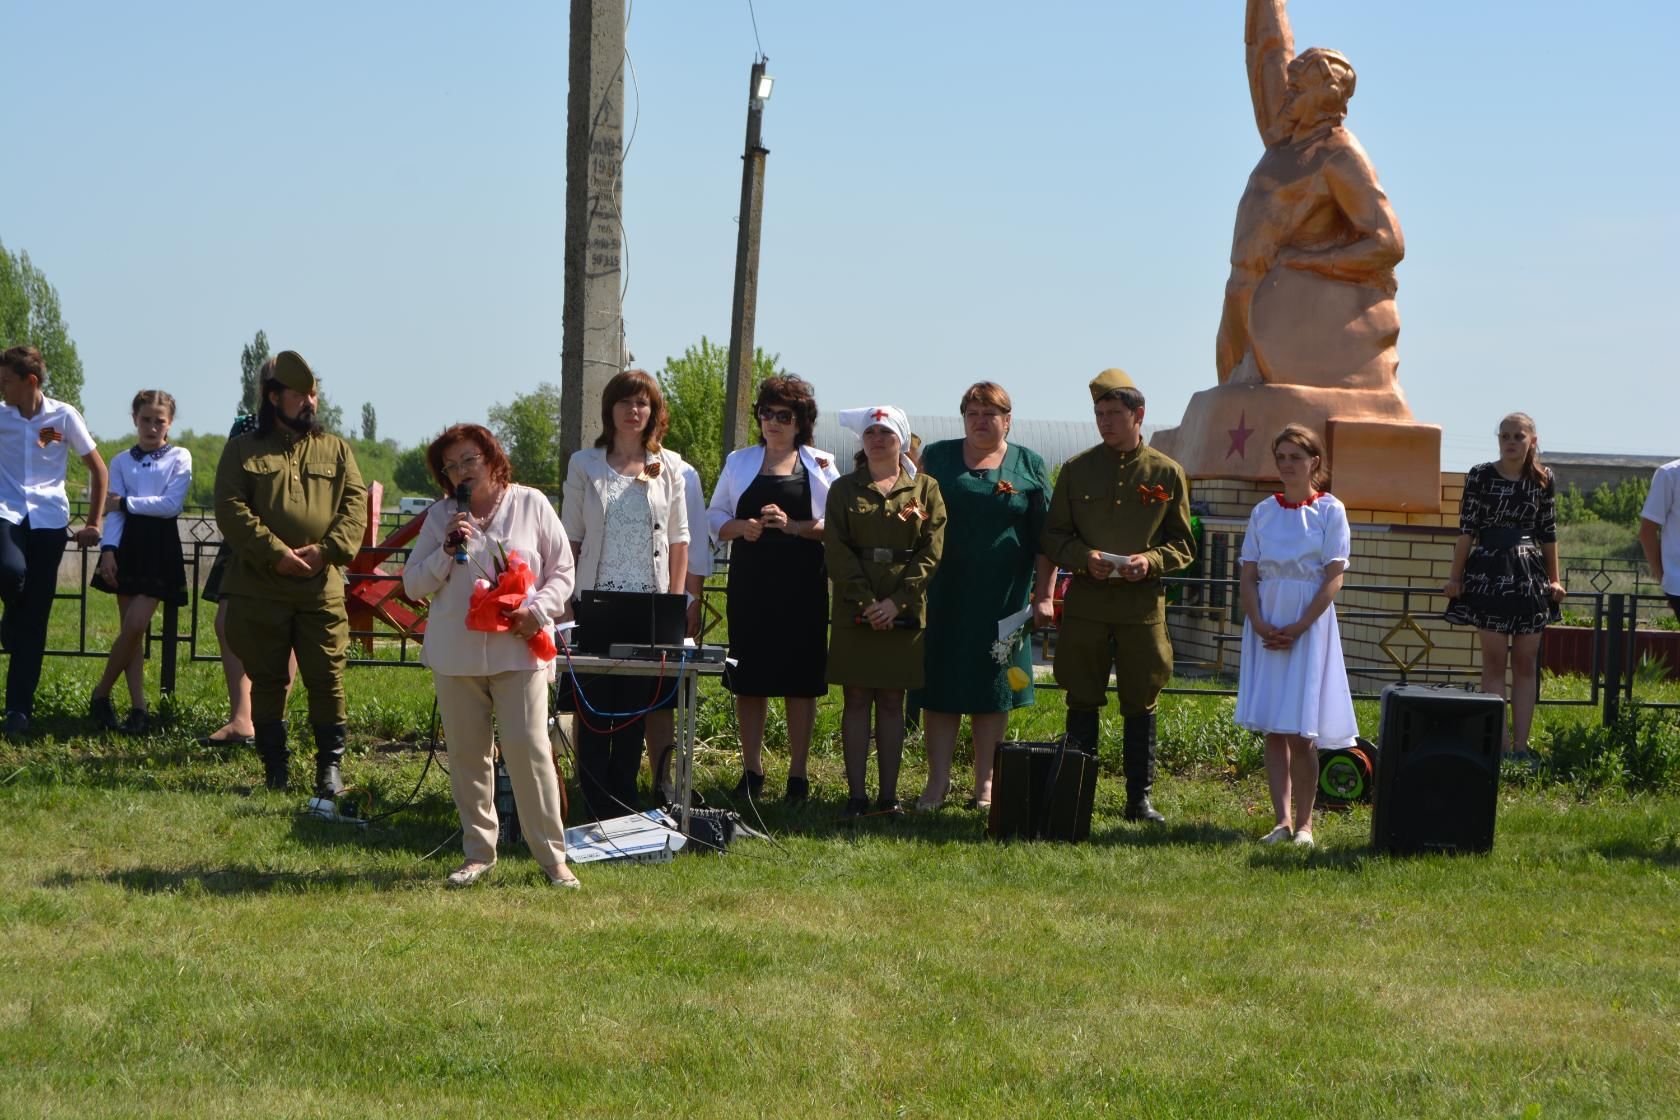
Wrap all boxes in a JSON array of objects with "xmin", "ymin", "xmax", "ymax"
[{"xmin": 1234, "ymin": 424, "xmax": 1357, "ymax": 849}]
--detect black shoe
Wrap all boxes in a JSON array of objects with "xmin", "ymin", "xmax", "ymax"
[
  {"xmin": 732, "ymin": 769, "xmax": 766, "ymax": 800},
  {"xmin": 90, "ymin": 694, "xmax": 120, "ymax": 731},
  {"xmin": 121, "ymin": 708, "xmax": 151, "ymax": 736},
  {"xmin": 784, "ymin": 775, "xmax": 810, "ymax": 804},
  {"xmin": 874, "ymin": 797, "xmax": 904, "ymax": 818},
  {"xmin": 1124, "ymin": 797, "xmax": 1166, "ymax": 823},
  {"xmin": 0, "ymin": 710, "xmax": 28, "ymax": 738},
  {"xmin": 842, "ymin": 796, "xmax": 869, "ymax": 819}
]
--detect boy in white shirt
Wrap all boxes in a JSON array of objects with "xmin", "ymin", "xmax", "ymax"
[{"xmin": 0, "ymin": 346, "xmax": 108, "ymax": 735}]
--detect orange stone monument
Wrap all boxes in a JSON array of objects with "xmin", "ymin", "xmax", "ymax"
[{"xmin": 1151, "ymin": 0, "xmax": 1442, "ymax": 512}]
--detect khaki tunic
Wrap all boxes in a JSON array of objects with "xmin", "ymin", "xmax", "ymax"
[
  {"xmin": 1042, "ymin": 442, "xmax": 1195, "ymax": 713},
  {"xmin": 214, "ymin": 428, "xmax": 368, "ymax": 603},
  {"xmin": 824, "ymin": 468, "xmax": 946, "ymax": 689},
  {"xmin": 213, "ymin": 426, "xmax": 368, "ymax": 724}
]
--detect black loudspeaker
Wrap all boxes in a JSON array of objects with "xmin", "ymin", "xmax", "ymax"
[
  {"xmin": 988, "ymin": 740, "xmax": 1098, "ymax": 842},
  {"xmin": 1371, "ymin": 685, "xmax": 1505, "ymax": 855}
]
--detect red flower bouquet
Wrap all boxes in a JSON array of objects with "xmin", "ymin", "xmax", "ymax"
[{"xmin": 466, "ymin": 547, "xmax": 557, "ymax": 661}]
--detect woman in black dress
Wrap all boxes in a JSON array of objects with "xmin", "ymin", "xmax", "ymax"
[
  {"xmin": 707, "ymin": 377, "xmax": 840, "ymax": 803},
  {"xmin": 1443, "ymin": 412, "xmax": 1567, "ymax": 763}
]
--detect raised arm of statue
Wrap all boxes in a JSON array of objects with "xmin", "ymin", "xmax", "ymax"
[{"xmin": 1245, "ymin": 0, "xmax": 1295, "ymax": 146}]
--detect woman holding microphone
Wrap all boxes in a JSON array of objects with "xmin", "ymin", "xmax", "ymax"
[{"xmin": 402, "ymin": 424, "xmax": 580, "ymax": 888}]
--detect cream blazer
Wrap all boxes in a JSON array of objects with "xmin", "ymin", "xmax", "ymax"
[
  {"xmin": 706, "ymin": 443, "xmax": 841, "ymax": 545},
  {"xmin": 561, "ymin": 446, "xmax": 691, "ymax": 595}
]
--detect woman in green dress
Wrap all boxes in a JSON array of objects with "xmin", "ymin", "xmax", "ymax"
[
  {"xmin": 912, "ymin": 382, "xmax": 1054, "ymax": 811},
  {"xmin": 825, "ymin": 405, "xmax": 946, "ymax": 818}
]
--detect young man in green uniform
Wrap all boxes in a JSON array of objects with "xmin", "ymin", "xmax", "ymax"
[
  {"xmin": 214, "ymin": 351, "xmax": 367, "ymax": 797},
  {"xmin": 1042, "ymin": 368, "xmax": 1195, "ymax": 822}
]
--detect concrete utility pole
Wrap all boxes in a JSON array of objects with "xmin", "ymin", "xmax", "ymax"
[
  {"xmin": 721, "ymin": 58, "xmax": 773, "ymax": 462},
  {"xmin": 560, "ymin": 0, "xmax": 626, "ymax": 480}
]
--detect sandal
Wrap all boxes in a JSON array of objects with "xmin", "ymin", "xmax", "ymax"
[
  {"xmin": 1259, "ymin": 825, "xmax": 1293, "ymax": 845},
  {"xmin": 541, "ymin": 863, "xmax": 582, "ymax": 890},
  {"xmin": 445, "ymin": 860, "xmax": 495, "ymax": 888}
]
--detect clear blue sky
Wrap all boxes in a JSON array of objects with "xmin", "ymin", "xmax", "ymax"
[{"xmin": 8, "ymin": 0, "xmax": 1678, "ymax": 469}]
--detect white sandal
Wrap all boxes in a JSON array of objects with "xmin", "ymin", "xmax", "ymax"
[
  {"xmin": 446, "ymin": 860, "xmax": 495, "ymax": 888},
  {"xmin": 1259, "ymin": 825, "xmax": 1293, "ymax": 844}
]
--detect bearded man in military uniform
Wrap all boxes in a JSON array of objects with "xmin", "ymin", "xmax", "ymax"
[{"xmin": 214, "ymin": 351, "xmax": 367, "ymax": 798}]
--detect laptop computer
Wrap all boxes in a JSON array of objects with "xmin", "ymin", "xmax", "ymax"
[{"xmin": 569, "ymin": 590, "xmax": 687, "ymax": 656}]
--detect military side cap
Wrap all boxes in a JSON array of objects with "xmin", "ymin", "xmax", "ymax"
[
  {"xmin": 1089, "ymin": 367, "xmax": 1137, "ymax": 401},
  {"xmin": 272, "ymin": 351, "xmax": 317, "ymax": 395}
]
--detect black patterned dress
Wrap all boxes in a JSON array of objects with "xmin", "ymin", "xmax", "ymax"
[{"xmin": 1444, "ymin": 462, "xmax": 1560, "ymax": 634}]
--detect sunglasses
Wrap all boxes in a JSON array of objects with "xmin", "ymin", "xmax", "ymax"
[{"xmin": 757, "ymin": 406, "xmax": 796, "ymax": 425}]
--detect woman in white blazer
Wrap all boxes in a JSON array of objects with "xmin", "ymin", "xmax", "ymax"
[
  {"xmin": 559, "ymin": 369, "xmax": 690, "ymax": 818},
  {"xmin": 706, "ymin": 375, "xmax": 839, "ymax": 803}
]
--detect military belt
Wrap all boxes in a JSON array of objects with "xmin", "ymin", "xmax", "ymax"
[{"xmin": 859, "ymin": 547, "xmax": 916, "ymax": 563}]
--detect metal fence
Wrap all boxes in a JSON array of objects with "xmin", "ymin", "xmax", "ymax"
[{"xmin": 37, "ymin": 509, "xmax": 1678, "ymax": 728}]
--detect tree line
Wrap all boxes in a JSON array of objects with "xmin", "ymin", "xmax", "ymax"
[{"xmin": 6, "ymin": 238, "xmax": 786, "ymax": 514}]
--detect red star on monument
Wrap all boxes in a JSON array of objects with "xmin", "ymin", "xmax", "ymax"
[{"xmin": 1227, "ymin": 411, "xmax": 1254, "ymax": 459}]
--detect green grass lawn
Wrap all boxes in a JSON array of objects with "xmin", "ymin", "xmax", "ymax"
[{"xmin": 3, "ymin": 612, "xmax": 1679, "ymax": 1117}]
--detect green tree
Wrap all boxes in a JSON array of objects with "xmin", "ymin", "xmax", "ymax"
[
  {"xmin": 487, "ymin": 381, "xmax": 562, "ymax": 490},
  {"xmin": 361, "ymin": 402, "xmax": 378, "ymax": 441},
  {"xmin": 1585, "ymin": 477, "xmax": 1650, "ymax": 526},
  {"xmin": 394, "ymin": 445, "xmax": 436, "ymax": 495},
  {"xmin": 239, "ymin": 330, "xmax": 270, "ymax": 415},
  {"xmin": 1556, "ymin": 483, "xmax": 1596, "ymax": 526},
  {"xmin": 657, "ymin": 336, "xmax": 785, "ymax": 495},
  {"xmin": 316, "ymin": 393, "xmax": 345, "ymax": 436},
  {"xmin": 0, "ymin": 239, "xmax": 85, "ymax": 410}
]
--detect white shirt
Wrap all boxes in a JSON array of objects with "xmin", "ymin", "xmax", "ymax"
[
  {"xmin": 0, "ymin": 395, "xmax": 97, "ymax": 529},
  {"xmin": 1240, "ymin": 491, "xmax": 1352, "ymax": 582},
  {"xmin": 102, "ymin": 444, "xmax": 193, "ymax": 549},
  {"xmin": 1641, "ymin": 459, "xmax": 1680, "ymax": 596},
  {"xmin": 401, "ymin": 485, "xmax": 577, "ymax": 677},
  {"xmin": 679, "ymin": 461, "xmax": 712, "ymax": 578}
]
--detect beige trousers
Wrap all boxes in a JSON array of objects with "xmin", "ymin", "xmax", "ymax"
[{"xmin": 433, "ymin": 670, "xmax": 568, "ymax": 868}]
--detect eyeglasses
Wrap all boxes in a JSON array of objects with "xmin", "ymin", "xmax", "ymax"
[
  {"xmin": 442, "ymin": 453, "xmax": 484, "ymax": 477},
  {"xmin": 757, "ymin": 406, "xmax": 796, "ymax": 425}
]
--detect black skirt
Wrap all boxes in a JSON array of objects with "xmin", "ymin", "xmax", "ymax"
[
  {"xmin": 722, "ymin": 469, "xmax": 829, "ymax": 697},
  {"xmin": 91, "ymin": 516, "xmax": 188, "ymax": 606},
  {"xmin": 1444, "ymin": 541, "xmax": 1560, "ymax": 635}
]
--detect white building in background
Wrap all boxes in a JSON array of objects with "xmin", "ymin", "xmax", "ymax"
[{"xmin": 810, "ymin": 415, "xmax": 1145, "ymax": 475}]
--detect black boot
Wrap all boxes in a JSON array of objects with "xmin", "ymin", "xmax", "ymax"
[
  {"xmin": 254, "ymin": 720, "xmax": 290, "ymax": 791},
  {"xmin": 1066, "ymin": 708, "xmax": 1101, "ymax": 756},
  {"xmin": 312, "ymin": 722, "xmax": 348, "ymax": 797},
  {"xmin": 732, "ymin": 768, "xmax": 765, "ymax": 800},
  {"xmin": 1122, "ymin": 711, "xmax": 1166, "ymax": 823}
]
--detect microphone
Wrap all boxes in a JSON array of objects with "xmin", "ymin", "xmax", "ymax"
[{"xmin": 448, "ymin": 480, "xmax": 474, "ymax": 564}]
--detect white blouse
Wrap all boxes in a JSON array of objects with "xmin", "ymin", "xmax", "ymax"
[
  {"xmin": 102, "ymin": 444, "xmax": 193, "ymax": 549},
  {"xmin": 1240, "ymin": 492, "xmax": 1352, "ymax": 583},
  {"xmin": 596, "ymin": 471, "xmax": 657, "ymax": 593},
  {"xmin": 401, "ymin": 485, "xmax": 577, "ymax": 677}
]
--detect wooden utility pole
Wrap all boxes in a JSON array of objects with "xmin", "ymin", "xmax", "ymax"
[
  {"xmin": 721, "ymin": 58, "xmax": 772, "ymax": 462},
  {"xmin": 560, "ymin": 0, "xmax": 626, "ymax": 480}
]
